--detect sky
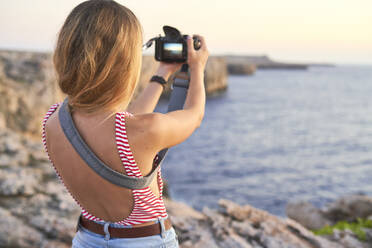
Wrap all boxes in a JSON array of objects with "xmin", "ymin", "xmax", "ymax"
[{"xmin": 0, "ymin": 0, "xmax": 371, "ymax": 64}]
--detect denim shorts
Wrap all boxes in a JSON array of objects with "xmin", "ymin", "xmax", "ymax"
[{"xmin": 72, "ymin": 217, "xmax": 179, "ymax": 248}]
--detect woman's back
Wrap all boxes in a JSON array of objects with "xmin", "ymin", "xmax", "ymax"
[{"xmin": 43, "ymin": 103, "xmax": 165, "ymax": 226}]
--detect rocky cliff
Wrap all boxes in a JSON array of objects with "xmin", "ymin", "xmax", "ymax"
[
  {"xmin": 0, "ymin": 50, "xmax": 228, "ymax": 137},
  {"xmin": 226, "ymin": 55, "xmax": 310, "ymax": 71},
  {"xmin": 227, "ymin": 63, "xmax": 256, "ymax": 75},
  {"xmin": 0, "ymin": 128, "xmax": 371, "ymax": 247},
  {"xmin": 0, "ymin": 50, "xmax": 61, "ymax": 137}
]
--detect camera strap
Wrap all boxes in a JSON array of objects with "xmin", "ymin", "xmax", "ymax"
[
  {"xmin": 154, "ymin": 64, "xmax": 190, "ymax": 167},
  {"xmin": 143, "ymin": 37, "xmax": 158, "ymax": 50},
  {"xmin": 58, "ymin": 97, "xmax": 160, "ymax": 190},
  {"xmin": 57, "ymin": 64, "xmax": 190, "ymax": 189}
]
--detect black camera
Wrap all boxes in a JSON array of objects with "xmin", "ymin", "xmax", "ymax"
[{"xmin": 144, "ymin": 26, "xmax": 201, "ymax": 63}]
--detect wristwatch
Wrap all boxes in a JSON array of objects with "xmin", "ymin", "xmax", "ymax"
[{"xmin": 150, "ymin": 75, "xmax": 167, "ymax": 89}]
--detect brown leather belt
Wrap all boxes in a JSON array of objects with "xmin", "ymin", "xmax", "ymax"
[{"xmin": 77, "ymin": 215, "xmax": 172, "ymax": 238}]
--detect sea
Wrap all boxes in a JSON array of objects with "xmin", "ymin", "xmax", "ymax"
[{"xmin": 155, "ymin": 65, "xmax": 372, "ymax": 217}]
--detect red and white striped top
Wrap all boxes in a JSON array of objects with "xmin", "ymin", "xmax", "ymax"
[{"xmin": 41, "ymin": 103, "xmax": 168, "ymax": 226}]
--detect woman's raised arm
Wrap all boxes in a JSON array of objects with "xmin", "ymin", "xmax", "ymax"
[{"xmin": 126, "ymin": 35, "xmax": 209, "ymax": 151}]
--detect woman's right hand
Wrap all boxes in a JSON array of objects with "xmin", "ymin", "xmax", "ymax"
[{"xmin": 186, "ymin": 35, "xmax": 209, "ymax": 72}]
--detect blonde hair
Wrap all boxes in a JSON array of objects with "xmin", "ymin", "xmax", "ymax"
[{"xmin": 53, "ymin": 0, "xmax": 143, "ymax": 115}]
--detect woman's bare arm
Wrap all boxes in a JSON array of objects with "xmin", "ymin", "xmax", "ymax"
[
  {"xmin": 127, "ymin": 63, "xmax": 182, "ymax": 114},
  {"xmin": 126, "ymin": 35, "xmax": 209, "ymax": 152}
]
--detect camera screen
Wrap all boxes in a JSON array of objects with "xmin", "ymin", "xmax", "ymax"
[{"xmin": 163, "ymin": 43, "xmax": 183, "ymax": 59}]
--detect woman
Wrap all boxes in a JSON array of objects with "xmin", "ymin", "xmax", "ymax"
[{"xmin": 42, "ymin": 0, "xmax": 208, "ymax": 247}]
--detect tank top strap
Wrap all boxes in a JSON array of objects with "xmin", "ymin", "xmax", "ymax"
[
  {"xmin": 115, "ymin": 112, "xmax": 143, "ymax": 178},
  {"xmin": 42, "ymin": 103, "xmax": 61, "ymax": 141}
]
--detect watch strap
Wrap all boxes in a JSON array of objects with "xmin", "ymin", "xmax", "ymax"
[{"xmin": 150, "ymin": 75, "xmax": 167, "ymax": 88}]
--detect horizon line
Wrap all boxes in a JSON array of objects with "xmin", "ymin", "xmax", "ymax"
[{"xmin": 0, "ymin": 46, "xmax": 371, "ymax": 66}]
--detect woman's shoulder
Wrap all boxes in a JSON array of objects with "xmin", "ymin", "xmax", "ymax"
[
  {"xmin": 43, "ymin": 102, "xmax": 62, "ymax": 123},
  {"xmin": 116, "ymin": 111, "xmax": 133, "ymax": 118},
  {"xmin": 117, "ymin": 112, "xmax": 165, "ymax": 139},
  {"xmin": 47, "ymin": 102, "xmax": 62, "ymax": 112},
  {"xmin": 119, "ymin": 112, "xmax": 165, "ymax": 128},
  {"xmin": 42, "ymin": 102, "xmax": 63, "ymax": 143}
]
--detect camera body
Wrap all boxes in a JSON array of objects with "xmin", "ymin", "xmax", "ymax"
[{"xmin": 154, "ymin": 26, "xmax": 201, "ymax": 63}]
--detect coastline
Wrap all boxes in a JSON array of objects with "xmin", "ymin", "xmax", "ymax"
[
  {"xmin": 0, "ymin": 49, "xmax": 371, "ymax": 247},
  {"xmin": 225, "ymin": 55, "xmax": 335, "ymax": 71},
  {"xmin": 0, "ymin": 127, "xmax": 371, "ymax": 247}
]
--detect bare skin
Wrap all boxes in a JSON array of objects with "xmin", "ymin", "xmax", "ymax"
[{"xmin": 45, "ymin": 35, "xmax": 209, "ymax": 227}]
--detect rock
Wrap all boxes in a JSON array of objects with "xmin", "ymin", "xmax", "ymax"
[
  {"xmin": 231, "ymin": 220, "xmax": 259, "ymax": 237},
  {"xmin": 166, "ymin": 197, "xmax": 341, "ymax": 248},
  {"xmin": 323, "ymin": 194, "xmax": 372, "ymax": 222},
  {"xmin": 284, "ymin": 218, "xmax": 341, "ymax": 248},
  {"xmin": 34, "ymin": 162, "xmax": 58, "ymax": 180},
  {"xmin": 40, "ymin": 240, "xmax": 71, "ymax": 248},
  {"xmin": 219, "ymin": 198, "xmax": 256, "ymax": 221},
  {"xmin": 0, "ymin": 50, "xmax": 62, "ymax": 136},
  {"xmin": 363, "ymin": 228, "xmax": 372, "ymax": 243},
  {"xmin": 219, "ymin": 199, "xmax": 340, "ymax": 248},
  {"xmin": 28, "ymin": 209, "xmax": 78, "ymax": 242},
  {"xmin": 286, "ymin": 195, "xmax": 372, "ymax": 247},
  {"xmin": 0, "ymin": 128, "xmax": 31, "ymax": 167},
  {"xmin": 0, "ymin": 52, "xmax": 46, "ymax": 83},
  {"xmin": 2, "ymin": 132, "xmax": 23, "ymax": 153},
  {"xmin": 287, "ymin": 194, "xmax": 372, "ymax": 225},
  {"xmin": 227, "ymin": 63, "xmax": 256, "ymax": 75},
  {"xmin": 41, "ymin": 181, "xmax": 79, "ymax": 212},
  {"xmin": 29, "ymin": 148, "xmax": 49, "ymax": 164},
  {"xmin": 0, "ymin": 149, "xmax": 29, "ymax": 167},
  {"xmin": 0, "ymin": 167, "xmax": 41, "ymax": 196},
  {"xmin": 203, "ymin": 207, "xmax": 233, "ymax": 241},
  {"xmin": 332, "ymin": 229, "xmax": 369, "ymax": 248},
  {"xmin": 225, "ymin": 55, "xmax": 310, "ymax": 71},
  {"xmin": 217, "ymin": 233, "xmax": 254, "ymax": 248},
  {"xmin": 164, "ymin": 198, "xmax": 205, "ymax": 220},
  {"xmin": 0, "ymin": 154, "xmax": 13, "ymax": 167},
  {"xmin": 165, "ymin": 198, "xmax": 217, "ymax": 247},
  {"xmin": 0, "ymin": 189, "xmax": 80, "ymax": 245},
  {"xmin": 286, "ymin": 200, "xmax": 331, "ymax": 230},
  {"xmin": 0, "ymin": 206, "xmax": 44, "ymax": 247},
  {"xmin": 204, "ymin": 56, "xmax": 228, "ymax": 95},
  {"xmin": 8, "ymin": 193, "xmax": 50, "ymax": 217}
]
